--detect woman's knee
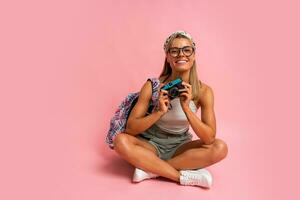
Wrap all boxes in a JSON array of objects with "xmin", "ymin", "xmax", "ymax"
[
  {"xmin": 113, "ymin": 133, "xmax": 132, "ymax": 155},
  {"xmin": 212, "ymin": 138, "xmax": 228, "ymax": 161}
]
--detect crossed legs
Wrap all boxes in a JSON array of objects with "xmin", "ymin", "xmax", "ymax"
[{"xmin": 113, "ymin": 133, "xmax": 228, "ymax": 183}]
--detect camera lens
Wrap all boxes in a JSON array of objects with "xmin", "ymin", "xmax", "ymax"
[{"xmin": 169, "ymin": 87, "xmax": 179, "ymax": 98}]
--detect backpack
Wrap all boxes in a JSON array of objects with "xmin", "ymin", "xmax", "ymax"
[{"xmin": 105, "ymin": 77, "xmax": 160, "ymax": 150}]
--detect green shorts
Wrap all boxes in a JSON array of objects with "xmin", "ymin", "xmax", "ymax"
[{"xmin": 135, "ymin": 124, "xmax": 193, "ymax": 160}]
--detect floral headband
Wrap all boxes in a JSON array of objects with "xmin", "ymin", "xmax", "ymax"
[{"xmin": 163, "ymin": 30, "xmax": 196, "ymax": 53}]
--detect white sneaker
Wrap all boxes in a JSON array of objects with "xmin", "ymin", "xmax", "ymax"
[
  {"xmin": 179, "ymin": 168, "xmax": 213, "ymax": 188},
  {"xmin": 132, "ymin": 168, "xmax": 160, "ymax": 183}
]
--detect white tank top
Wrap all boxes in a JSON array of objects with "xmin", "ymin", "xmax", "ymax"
[{"xmin": 155, "ymin": 98, "xmax": 198, "ymax": 134}]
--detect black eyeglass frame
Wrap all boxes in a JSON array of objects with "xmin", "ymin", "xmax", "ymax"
[{"xmin": 167, "ymin": 46, "xmax": 195, "ymax": 58}]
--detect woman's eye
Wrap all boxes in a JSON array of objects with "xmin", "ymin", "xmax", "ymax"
[{"xmin": 183, "ymin": 48, "xmax": 192, "ymax": 53}]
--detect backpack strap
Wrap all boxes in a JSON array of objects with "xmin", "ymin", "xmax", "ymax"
[
  {"xmin": 146, "ymin": 77, "xmax": 160, "ymax": 114},
  {"xmin": 147, "ymin": 77, "xmax": 160, "ymax": 92}
]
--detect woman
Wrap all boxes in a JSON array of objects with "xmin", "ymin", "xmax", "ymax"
[{"xmin": 113, "ymin": 31, "xmax": 228, "ymax": 188}]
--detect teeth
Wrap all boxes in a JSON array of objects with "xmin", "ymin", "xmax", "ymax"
[{"xmin": 177, "ymin": 60, "xmax": 187, "ymax": 63}]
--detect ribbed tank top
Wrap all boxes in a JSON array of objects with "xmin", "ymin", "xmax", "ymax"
[{"xmin": 155, "ymin": 98, "xmax": 198, "ymax": 134}]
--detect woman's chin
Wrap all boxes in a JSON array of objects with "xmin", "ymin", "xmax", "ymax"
[{"xmin": 173, "ymin": 64, "xmax": 190, "ymax": 71}]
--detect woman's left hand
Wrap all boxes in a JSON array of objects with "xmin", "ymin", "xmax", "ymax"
[{"xmin": 179, "ymin": 81, "xmax": 193, "ymax": 111}]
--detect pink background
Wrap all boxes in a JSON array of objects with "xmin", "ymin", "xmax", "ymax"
[{"xmin": 0, "ymin": 0, "xmax": 299, "ymax": 199}]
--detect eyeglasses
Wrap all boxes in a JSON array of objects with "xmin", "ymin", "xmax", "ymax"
[{"xmin": 168, "ymin": 46, "xmax": 194, "ymax": 58}]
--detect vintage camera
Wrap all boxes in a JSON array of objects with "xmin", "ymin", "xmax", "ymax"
[{"xmin": 160, "ymin": 78, "xmax": 186, "ymax": 100}]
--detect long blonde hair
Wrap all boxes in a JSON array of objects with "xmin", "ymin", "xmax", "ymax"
[{"xmin": 159, "ymin": 35, "xmax": 202, "ymax": 106}]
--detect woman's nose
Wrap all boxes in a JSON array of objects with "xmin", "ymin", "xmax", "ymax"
[{"xmin": 178, "ymin": 49, "xmax": 184, "ymax": 56}]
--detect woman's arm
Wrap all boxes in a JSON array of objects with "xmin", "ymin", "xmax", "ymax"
[
  {"xmin": 183, "ymin": 86, "xmax": 216, "ymax": 145},
  {"xmin": 125, "ymin": 81, "xmax": 164, "ymax": 136}
]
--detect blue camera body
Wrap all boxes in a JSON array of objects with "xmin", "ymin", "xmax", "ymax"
[{"xmin": 160, "ymin": 78, "xmax": 185, "ymax": 100}]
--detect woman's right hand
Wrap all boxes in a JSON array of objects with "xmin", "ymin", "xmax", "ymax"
[{"xmin": 157, "ymin": 83, "xmax": 170, "ymax": 114}]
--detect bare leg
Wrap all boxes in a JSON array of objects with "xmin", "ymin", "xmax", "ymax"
[
  {"xmin": 113, "ymin": 133, "xmax": 180, "ymax": 182},
  {"xmin": 167, "ymin": 148, "xmax": 216, "ymax": 170},
  {"xmin": 166, "ymin": 139, "xmax": 228, "ymax": 170}
]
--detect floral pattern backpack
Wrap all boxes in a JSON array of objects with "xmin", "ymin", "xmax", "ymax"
[{"xmin": 105, "ymin": 78, "xmax": 160, "ymax": 150}]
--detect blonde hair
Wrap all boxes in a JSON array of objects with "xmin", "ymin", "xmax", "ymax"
[{"xmin": 159, "ymin": 34, "xmax": 202, "ymax": 106}]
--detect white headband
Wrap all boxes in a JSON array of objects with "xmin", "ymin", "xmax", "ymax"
[{"xmin": 163, "ymin": 30, "xmax": 196, "ymax": 53}]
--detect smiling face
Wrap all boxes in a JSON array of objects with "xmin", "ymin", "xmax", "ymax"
[{"xmin": 166, "ymin": 37, "xmax": 195, "ymax": 73}]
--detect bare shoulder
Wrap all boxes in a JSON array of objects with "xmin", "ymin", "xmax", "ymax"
[
  {"xmin": 197, "ymin": 81, "xmax": 214, "ymax": 108},
  {"xmin": 138, "ymin": 80, "xmax": 153, "ymax": 102},
  {"xmin": 126, "ymin": 80, "xmax": 153, "ymax": 124}
]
